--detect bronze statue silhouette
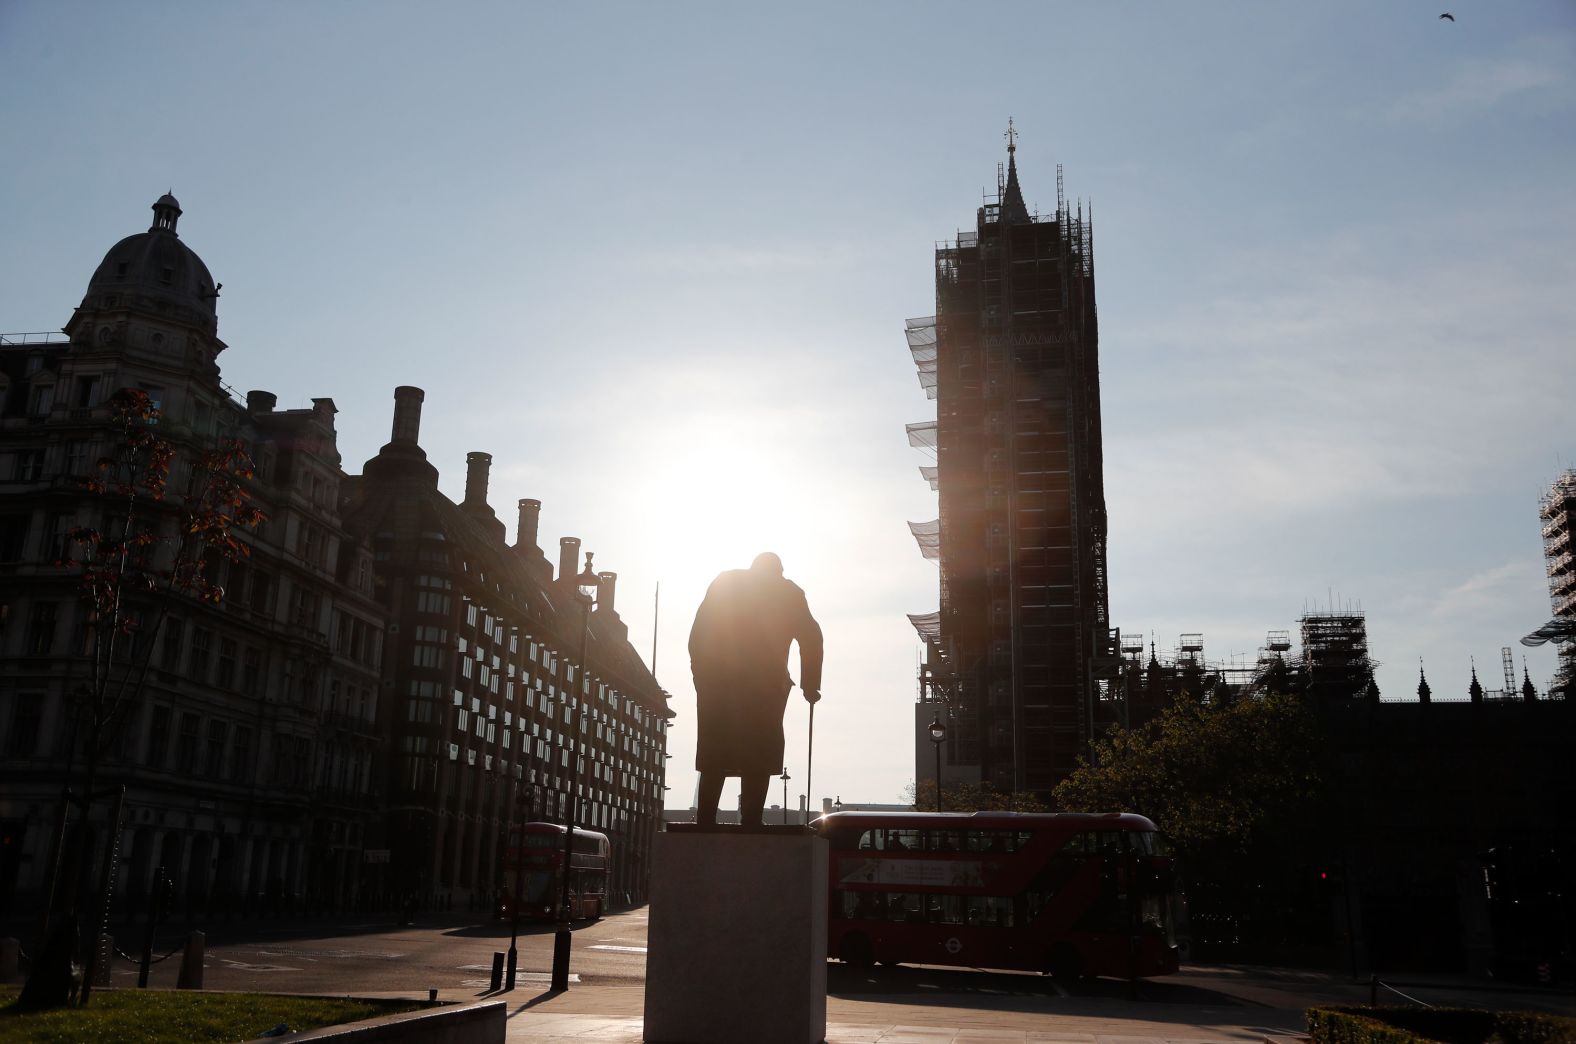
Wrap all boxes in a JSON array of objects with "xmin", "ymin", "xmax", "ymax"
[{"xmin": 689, "ymin": 552, "xmax": 823, "ymax": 827}]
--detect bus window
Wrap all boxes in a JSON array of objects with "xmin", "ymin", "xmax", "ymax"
[
  {"xmin": 832, "ymin": 890, "xmax": 860, "ymax": 920},
  {"xmin": 1094, "ymin": 831, "xmax": 1128, "ymax": 856},
  {"xmin": 887, "ymin": 892, "xmax": 924, "ymax": 922},
  {"xmin": 927, "ymin": 894, "xmax": 963, "ymax": 925},
  {"xmin": 858, "ymin": 830, "xmax": 881, "ymax": 851},
  {"xmin": 1139, "ymin": 831, "xmax": 1173, "ymax": 857},
  {"xmin": 885, "ymin": 829, "xmax": 920, "ymax": 851},
  {"xmin": 964, "ymin": 832, "xmax": 1014, "ymax": 857},
  {"xmin": 966, "ymin": 895, "xmax": 1015, "ymax": 928},
  {"xmin": 926, "ymin": 830, "xmax": 962, "ymax": 853}
]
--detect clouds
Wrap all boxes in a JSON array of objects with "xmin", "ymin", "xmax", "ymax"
[{"xmin": 1385, "ymin": 37, "xmax": 1572, "ymax": 125}]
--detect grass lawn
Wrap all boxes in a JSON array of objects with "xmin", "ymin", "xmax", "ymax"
[{"xmin": 0, "ymin": 986, "xmax": 425, "ymax": 1043}]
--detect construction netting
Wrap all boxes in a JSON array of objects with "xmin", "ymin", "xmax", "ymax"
[
  {"xmin": 908, "ymin": 519, "xmax": 940, "ymax": 560},
  {"xmin": 919, "ymin": 464, "xmax": 938, "ymax": 490},
  {"xmin": 907, "ymin": 611, "xmax": 941, "ymax": 642},
  {"xmin": 905, "ymin": 421, "xmax": 937, "ymax": 450},
  {"xmin": 906, "ymin": 316, "xmax": 937, "ymax": 399}
]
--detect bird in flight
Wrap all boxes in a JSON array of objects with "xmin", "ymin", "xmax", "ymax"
[{"xmin": 1439, "ymin": 12, "xmax": 1455, "ymax": 20}]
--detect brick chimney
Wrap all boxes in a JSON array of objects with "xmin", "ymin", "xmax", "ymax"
[
  {"xmin": 464, "ymin": 452, "xmax": 492, "ymax": 507},
  {"xmin": 517, "ymin": 499, "xmax": 541, "ymax": 551},
  {"xmin": 390, "ymin": 386, "xmax": 424, "ymax": 444},
  {"xmin": 558, "ymin": 537, "xmax": 581, "ymax": 585}
]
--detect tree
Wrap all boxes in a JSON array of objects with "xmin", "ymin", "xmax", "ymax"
[
  {"xmin": 19, "ymin": 388, "xmax": 264, "ymax": 1010},
  {"xmin": 905, "ymin": 779, "xmax": 1051, "ymax": 813},
  {"xmin": 1052, "ymin": 690, "xmax": 1320, "ymax": 852}
]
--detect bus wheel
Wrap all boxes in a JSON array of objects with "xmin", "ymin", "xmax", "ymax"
[
  {"xmin": 592, "ymin": 899, "xmax": 602, "ymax": 920},
  {"xmin": 1046, "ymin": 943, "xmax": 1082, "ymax": 983},
  {"xmin": 840, "ymin": 933, "xmax": 874, "ymax": 968}
]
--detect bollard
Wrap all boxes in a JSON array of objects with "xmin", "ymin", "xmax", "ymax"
[
  {"xmin": 490, "ymin": 951, "xmax": 504, "ymax": 992},
  {"xmin": 428, "ymin": 987, "xmax": 438, "ymax": 1003},
  {"xmin": 176, "ymin": 930, "xmax": 205, "ymax": 990},
  {"xmin": 0, "ymin": 938, "xmax": 18, "ymax": 982},
  {"xmin": 1369, "ymin": 973, "xmax": 1377, "ymax": 1006},
  {"xmin": 93, "ymin": 934, "xmax": 114, "ymax": 988}
]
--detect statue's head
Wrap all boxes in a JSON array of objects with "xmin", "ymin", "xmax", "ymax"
[{"xmin": 750, "ymin": 551, "xmax": 784, "ymax": 577}]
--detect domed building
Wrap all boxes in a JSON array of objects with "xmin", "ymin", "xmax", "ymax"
[
  {"xmin": 0, "ymin": 196, "xmax": 671, "ymax": 943},
  {"xmin": 0, "ymin": 196, "xmax": 391, "ymax": 925}
]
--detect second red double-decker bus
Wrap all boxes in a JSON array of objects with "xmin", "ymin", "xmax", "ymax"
[
  {"xmin": 496, "ymin": 822, "xmax": 610, "ymax": 923},
  {"xmin": 816, "ymin": 811, "xmax": 1180, "ymax": 980}
]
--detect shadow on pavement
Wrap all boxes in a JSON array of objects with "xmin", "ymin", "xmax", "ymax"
[{"xmin": 827, "ymin": 961, "xmax": 1251, "ymax": 1012}]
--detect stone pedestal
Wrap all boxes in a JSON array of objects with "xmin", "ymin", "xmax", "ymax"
[{"xmin": 644, "ymin": 829, "xmax": 827, "ymax": 1044}]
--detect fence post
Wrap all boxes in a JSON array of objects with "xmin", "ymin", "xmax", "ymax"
[{"xmin": 176, "ymin": 930, "xmax": 205, "ymax": 990}]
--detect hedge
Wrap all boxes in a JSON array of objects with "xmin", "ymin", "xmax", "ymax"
[{"xmin": 1306, "ymin": 1006, "xmax": 1576, "ymax": 1044}]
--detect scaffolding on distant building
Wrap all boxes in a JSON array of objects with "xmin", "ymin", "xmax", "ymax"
[
  {"xmin": 1530, "ymin": 469, "xmax": 1576, "ymax": 698},
  {"xmin": 1300, "ymin": 610, "xmax": 1378, "ymax": 703}
]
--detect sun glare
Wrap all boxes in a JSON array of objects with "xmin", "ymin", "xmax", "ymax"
[{"xmin": 626, "ymin": 415, "xmax": 824, "ymax": 580}]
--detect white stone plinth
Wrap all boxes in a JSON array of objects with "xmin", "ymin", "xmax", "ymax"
[{"xmin": 644, "ymin": 829, "xmax": 827, "ymax": 1044}]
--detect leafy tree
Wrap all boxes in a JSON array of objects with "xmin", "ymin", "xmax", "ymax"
[
  {"xmin": 20, "ymin": 388, "xmax": 264, "ymax": 1010},
  {"xmin": 906, "ymin": 779, "xmax": 1051, "ymax": 813},
  {"xmin": 1052, "ymin": 690, "xmax": 1320, "ymax": 852}
]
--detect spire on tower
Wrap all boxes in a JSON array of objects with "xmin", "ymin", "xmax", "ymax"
[
  {"xmin": 1468, "ymin": 658, "xmax": 1484, "ymax": 703},
  {"xmin": 1000, "ymin": 117, "xmax": 1030, "ymax": 223},
  {"xmin": 1417, "ymin": 658, "xmax": 1432, "ymax": 704}
]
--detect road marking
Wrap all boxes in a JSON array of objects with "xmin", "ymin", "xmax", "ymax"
[
  {"xmin": 460, "ymin": 973, "xmax": 580, "ymax": 988},
  {"xmin": 1047, "ymin": 980, "xmax": 1069, "ymax": 998},
  {"xmin": 255, "ymin": 948, "xmax": 405, "ymax": 960},
  {"xmin": 588, "ymin": 945, "xmax": 647, "ymax": 954},
  {"xmin": 221, "ymin": 959, "xmax": 299, "ymax": 972}
]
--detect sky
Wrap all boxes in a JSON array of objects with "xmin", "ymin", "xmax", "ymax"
[{"xmin": 2, "ymin": 2, "xmax": 1573, "ymax": 811}]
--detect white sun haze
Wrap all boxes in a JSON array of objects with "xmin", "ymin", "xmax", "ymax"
[{"xmin": 627, "ymin": 412, "xmax": 823, "ymax": 577}]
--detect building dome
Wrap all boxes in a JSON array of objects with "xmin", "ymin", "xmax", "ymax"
[{"xmin": 79, "ymin": 193, "xmax": 220, "ymax": 332}]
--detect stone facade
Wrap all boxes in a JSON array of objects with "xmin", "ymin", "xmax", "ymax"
[{"xmin": 0, "ymin": 196, "xmax": 668, "ymax": 929}]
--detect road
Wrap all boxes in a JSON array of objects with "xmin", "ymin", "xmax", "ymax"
[
  {"xmin": 105, "ymin": 907, "xmax": 1571, "ymax": 1036},
  {"xmin": 112, "ymin": 908, "xmax": 652, "ymax": 993}
]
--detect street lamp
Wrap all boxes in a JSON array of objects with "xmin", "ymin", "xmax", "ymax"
[
  {"xmin": 780, "ymin": 768, "xmax": 791, "ymax": 825},
  {"xmin": 552, "ymin": 552, "xmax": 600, "ymax": 993},
  {"xmin": 505, "ymin": 779, "xmax": 532, "ymax": 989},
  {"xmin": 928, "ymin": 716, "xmax": 947, "ymax": 813}
]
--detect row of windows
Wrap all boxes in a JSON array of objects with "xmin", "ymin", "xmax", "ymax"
[
  {"xmin": 855, "ymin": 828, "xmax": 1033, "ymax": 854},
  {"xmin": 834, "ymin": 890, "xmax": 1016, "ymax": 928}
]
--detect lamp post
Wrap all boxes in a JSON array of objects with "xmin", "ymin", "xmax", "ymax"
[
  {"xmin": 779, "ymin": 768, "xmax": 791, "ymax": 825},
  {"xmin": 552, "ymin": 552, "xmax": 600, "ymax": 992},
  {"xmin": 928, "ymin": 716, "xmax": 947, "ymax": 813},
  {"xmin": 505, "ymin": 778, "xmax": 531, "ymax": 990}
]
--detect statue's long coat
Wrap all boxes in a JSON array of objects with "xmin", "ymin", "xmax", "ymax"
[{"xmin": 689, "ymin": 568, "xmax": 823, "ymax": 777}]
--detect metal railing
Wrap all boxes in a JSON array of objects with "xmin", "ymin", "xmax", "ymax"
[
  {"xmin": 1370, "ymin": 973, "xmax": 1435, "ymax": 1008},
  {"xmin": 0, "ymin": 331, "xmax": 70, "ymax": 347}
]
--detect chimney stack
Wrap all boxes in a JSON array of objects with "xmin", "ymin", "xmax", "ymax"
[
  {"xmin": 558, "ymin": 537, "xmax": 581, "ymax": 584},
  {"xmin": 464, "ymin": 452, "xmax": 492, "ymax": 507},
  {"xmin": 517, "ymin": 499, "xmax": 541, "ymax": 550},
  {"xmin": 391, "ymin": 386, "xmax": 424, "ymax": 444},
  {"xmin": 246, "ymin": 390, "xmax": 277, "ymax": 413},
  {"xmin": 597, "ymin": 571, "xmax": 617, "ymax": 615}
]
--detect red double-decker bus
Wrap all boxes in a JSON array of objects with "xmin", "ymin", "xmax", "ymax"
[
  {"xmin": 496, "ymin": 822, "xmax": 610, "ymax": 923},
  {"xmin": 816, "ymin": 811, "xmax": 1180, "ymax": 980}
]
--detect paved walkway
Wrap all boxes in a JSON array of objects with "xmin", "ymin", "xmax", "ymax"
[{"xmin": 383, "ymin": 982, "xmax": 1309, "ymax": 1043}]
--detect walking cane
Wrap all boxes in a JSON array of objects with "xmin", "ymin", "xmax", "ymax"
[{"xmin": 805, "ymin": 699, "xmax": 815, "ymax": 827}]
